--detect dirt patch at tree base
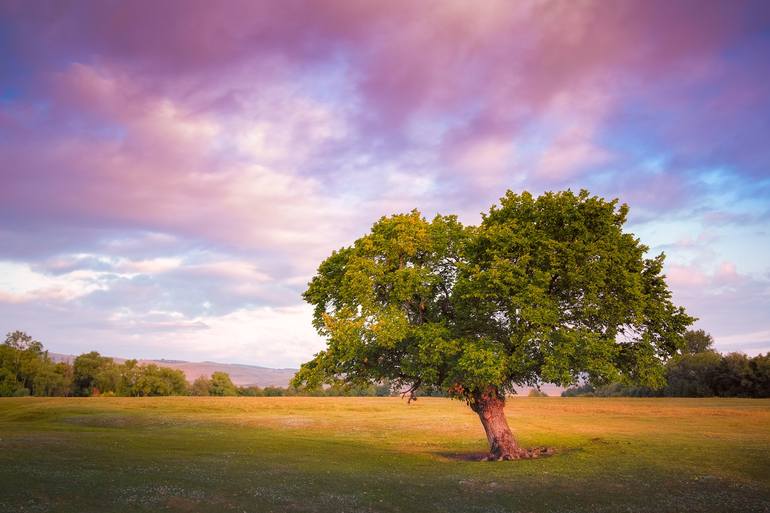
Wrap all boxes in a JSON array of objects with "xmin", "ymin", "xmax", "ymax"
[
  {"xmin": 437, "ymin": 447, "xmax": 556, "ymax": 462},
  {"xmin": 483, "ymin": 446, "xmax": 555, "ymax": 461}
]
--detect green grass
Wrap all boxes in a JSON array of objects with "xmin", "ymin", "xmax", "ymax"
[{"xmin": 1, "ymin": 397, "xmax": 768, "ymax": 513}]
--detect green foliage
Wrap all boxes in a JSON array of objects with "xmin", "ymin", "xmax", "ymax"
[
  {"xmin": 33, "ymin": 361, "xmax": 73, "ymax": 397},
  {"xmin": 73, "ymin": 351, "xmax": 121, "ymax": 396},
  {"xmin": 664, "ymin": 351, "xmax": 722, "ymax": 397},
  {"xmin": 129, "ymin": 364, "xmax": 189, "ymax": 397},
  {"xmin": 712, "ymin": 353, "xmax": 754, "ymax": 397},
  {"xmin": 236, "ymin": 385, "xmax": 264, "ymax": 396},
  {"xmin": 750, "ymin": 353, "xmax": 770, "ymax": 397},
  {"xmin": 563, "ymin": 331, "xmax": 770, "ymax": 398},
  {"xmin": 560, "ymin": 382, "xmax": 652, "ymax": 397},
  {"xmin": 561, "ymin": 383, "xmax": 596, "ymax": 397},
  {"xmin": 0, "ymin": 334, "xmax": 194, "ymax": 397},
  {"xmin": 682, "ymin": 329, "xmax": 715, "ymax": 354},
  {"xmin": 0, "ymin": 331, "xmax": 399, "ymax": 398},
  {"xmin": 209, "ymin": 371, "xmax": 237, "ymax": 396},
  {"xmin": 294, "ymin": 190, "xmax": 695, "ymax": 403},
  {"xmin": 527, "ymin": 388, "xmax": 548, "ymax": 397},
  {"xmin": 0, "ymin": 331, "xmax": 66, "ymax": 396},
  {"xmin": 191, "ymin": 375, "xmax": 212, "ymax": 396},
  {"xmin": 0, "ymin": 367, "xmax": 22, "ymax": 396},
  {"xmin": 663, "ymin": 343, "xmax": 770, "ymax": 398},
  {"xmin": 263, "ymin": 385, "xmax": 287, "ymax": 397}
]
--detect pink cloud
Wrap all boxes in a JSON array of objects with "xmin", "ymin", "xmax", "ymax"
[
  {"xmin": 667, "ymin": 261, "xmax": 745, "ymax": 289},
  {"xmin": 715, "ymin": 261, "xmax": 741, "ymax": 285},
  {"xmin": 1, "ymin": 0, "xmax": 769, "ymax": 363},
  {"xmin": 2, "ymin": 1, "xmax": 765, "ymax": 240},
  {"xmin": 6, "ymin": 1, "xmax": 762, "ymax": 129},
  {"xmin": 2, "ymin": 62, "xmax": 359, "ymax": 273},
  {"xmin": 667, "ymin": 265, "xmax": 708, "ymax": 288}
]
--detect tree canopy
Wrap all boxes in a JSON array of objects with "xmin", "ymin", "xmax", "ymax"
[
  {"xmin": 681, "ymin": 329, "xmax": 715, "ymax": 354},
  {"xmin": 294, "ymin": 190, "xmax": 693, "ymax": 398},
  {"xmin": 293, "ymin": 189, "xmax": 695, "ymax": 459},
  {"xmin": 209, "ymin": 371, "xmax": 238, "ymax": 396}
]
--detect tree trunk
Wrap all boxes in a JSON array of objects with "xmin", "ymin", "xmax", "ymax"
[{"xmin": 470, "ymin": 387, "xmax": 522, "ymax": 460}]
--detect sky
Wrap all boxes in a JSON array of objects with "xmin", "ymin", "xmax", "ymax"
[{"xmin": 1, "ymin": 0, "xmax": 769, "ymax": 368}]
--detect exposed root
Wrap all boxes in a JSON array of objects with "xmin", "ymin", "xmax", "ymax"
[{"xmin": 482, "ymin": 446, "xmax": 555, "ymax": 461}]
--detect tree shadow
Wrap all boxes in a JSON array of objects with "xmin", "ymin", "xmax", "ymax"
[{"xmin": 434, "ymin": 447, "xmax": 557, "ymax": 462}]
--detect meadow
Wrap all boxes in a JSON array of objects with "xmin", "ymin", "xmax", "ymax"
[{"xmin": 1, "ymin": 397, "xmax": 768, "ymax": 513}]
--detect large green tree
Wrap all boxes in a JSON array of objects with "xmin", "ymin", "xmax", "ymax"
[{"xmin": 293, "ymin": 190, "xmax": 694, "ymax": 459}]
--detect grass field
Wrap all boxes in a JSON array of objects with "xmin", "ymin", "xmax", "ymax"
[{"xmin": 1, "ymin": 397, "xmax": 769, "ymax": 513}]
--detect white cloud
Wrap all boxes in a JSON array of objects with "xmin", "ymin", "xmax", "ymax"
[
  {"xmin": 715, "ymin": 329, "xmax": 770, "ymax": 354},
  {"xmin": 103, "ymin": 303, "xmax": 324, "ymax": 368},
  {"xmin": 0, "ymin": 261, "xmax": 112, "ymax": 302},
  {"xmin": 117, "ymin": 257, "xmax": 183, "ymax": 274}
]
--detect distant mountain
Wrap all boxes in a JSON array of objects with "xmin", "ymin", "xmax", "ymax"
[{"xmin": 49, "ymin": 353, "xmax": 297, "ymax": 387}]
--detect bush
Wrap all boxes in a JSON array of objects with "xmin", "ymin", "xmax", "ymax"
[
  {"xmin": 190, "ymin": 376, "xmax": 211, "ymax": 396},
  {"xmin": 237, "ymin": 385, "xmax": 263, "ymax": 396},
  {"xmin": 561, "ymin": 384, "xmax": 595, "ymax": 397},
  {"xmin": 209, "ymin": 372, "xmax": 237, "ymax": 396},
  {"xmin": 130, "ymin": 365, "xmax": 189, "ymax": 396}
]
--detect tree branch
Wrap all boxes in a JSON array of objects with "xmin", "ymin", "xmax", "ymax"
[{"xmin": 401, "ymin": 379, "xmax": 422, "ymax": 404}]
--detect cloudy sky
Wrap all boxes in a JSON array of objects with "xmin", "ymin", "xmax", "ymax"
[{"xmin": 1, "ymin": 1, "xmax": 769, "ymax": 367}]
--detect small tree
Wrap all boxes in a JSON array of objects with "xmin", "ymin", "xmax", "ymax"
[
  {"xmin": 0, "ymin": 367, "xmax": 22, "ymax": 396},
  {"xmin": 191, "ymin": 375, "xmax": 212, "ymax": 396},
  {"xmin": 682, "ymin": 329, "xmax": 715, "ymax": 354},
  {"xmin": 749, "ymin": 354, "xmax": 770, "ymax": 397},
  {"xmin": 72, "ymin": 351, "xmax": 128, "ymax": 396},
  {"xmin": 209, "ymin": 372, "xmax": 237, "ymax": 396},
  {"xmin": 130, "ymin": 364, "xmax": 189, "ymax": 396},
  {"xmin": 2, "ymin": 331, "xmax": 45, "ymax": 394},
  {"xmin": 293, "ymin": 190, "xmax": 694, "ymax": 459},
  {"xmin": 713, "ymin": 353, "xmax": 753, "ymax": 397}
]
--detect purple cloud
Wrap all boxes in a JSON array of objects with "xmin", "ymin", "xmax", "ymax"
[{"xmin": 1, "ymin": 0, "xmax": 769, "ymax": 363}]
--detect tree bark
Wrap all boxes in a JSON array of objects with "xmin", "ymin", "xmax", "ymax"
[{"xmin": 470, "ymin": 387, "xmax": 522, "ymax": 460}]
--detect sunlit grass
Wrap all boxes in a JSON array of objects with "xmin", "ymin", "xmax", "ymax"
[{"xmin": 1, "ymin": 397, "xmax": 768, "ymax": 512}]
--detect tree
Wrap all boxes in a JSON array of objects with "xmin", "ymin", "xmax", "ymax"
[
  {"xmin": 72, "ymin": 351, "xmax": 114, "ymax": 396},
  {"xmin": 749, "ymin": 354, "xmax": 770, "ymax": 397},
  {"xmin": 263, "ymin": 386, "xmax": 286, "ymax": 397},
  {"xmin": 237, "ymin": 385, "xmax": 264, "ymax": 396},
  {"xmin": 561, "ymin": 383, "xmax": 595, "ymax": 397},
  {"xmin": 33, "ymin": 361, "xmax": 73, "ymax": 397},
  {"xmin": 0, "ymin": 331, "xmax": 77, "ymax": 396},
  {"xmin": 191, "ymin": 375, "xmax": 212, "ymax": 396},
  {"xmin": 1, "ymin": 331, "xmax": 45, "ymax": 395},
  {"xmin": 208, "ymin": 372, "xmax": 237, "ymax": 396},
  {"xmin": 712, "ymin": 352, "xmax": 753, "ymax": 397},
  {"xmin": 682, "ymin": 329, "xmax": 715, "ymax": 354},
  {"xmin": 130, "ymin": 364, "xmax": 188, "ymax": 396},
  {"xmin": 0, "ymin": 367, "xmax": 23, "ymax": 396},
  {"xmin": 293, "ymin": 190, "xmax": 694, "ymax": 460},
  {"xmin": 117, "ymin": 359, "xmax": 140, "ymax": 396}
]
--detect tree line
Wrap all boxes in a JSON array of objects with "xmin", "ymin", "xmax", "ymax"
[
  {"xmin": 0, "ymin": 331, "xmax": 396, "ymax": 398},
  {"xmin": 4, "ymin": 328, "xmax": 766, "ymax": 399},
  {"xmin": 562, "ymin": 330, "xmax": 770, "ymax": 398}
]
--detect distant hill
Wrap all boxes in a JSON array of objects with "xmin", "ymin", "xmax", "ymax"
[{"xmin": 49, "ymin": 353, "xmax": 297, "ymax": 387}]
